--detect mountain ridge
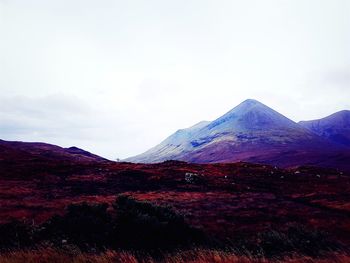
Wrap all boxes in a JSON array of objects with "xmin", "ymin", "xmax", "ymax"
[
  {"xmin": 299, "ymin": 110, "xmax": 350, "ymax": 147},
  {"xmin": 126, "ymin": 99, "xmax": 350, "ymax": 170}
]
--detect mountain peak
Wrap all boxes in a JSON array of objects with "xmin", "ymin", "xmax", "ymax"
[
  {"xmin": 125, "ymin": 99, "xmax": 348, "ymax": 165},
  {"xmin": 300, "ymin": 110, "xmax": 350, "ymax": 126},
  {"xmin": 241, "ymin": 98, "xmax": 262, "ymax": 105},
  {"xmin": 235, "ymin": 99, "xmax": 265, "ymax": 110},
  {"xmin": 231, "ymin": 99, "xmax": 271, "ymax": 114},
  {"xmin": 206, "ymin": 99, "xmax": 297, "ymax": 132},
  {"xmin": 331, "ymin": 110, "xmax": 350, "ymax": 119}
]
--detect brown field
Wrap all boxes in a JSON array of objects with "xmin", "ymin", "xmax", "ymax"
[
  {"xmin": 1, "ymin": 161, "xmax": 350, "ymax": 242},
  {"xmin": 1, "ymin": 154, "xmax": 350, "ymax": 261}
]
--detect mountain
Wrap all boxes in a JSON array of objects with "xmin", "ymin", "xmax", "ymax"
[
  {"xmin": 126, "ymin": 99, "xmax": 350, "ymax": 169},
  {"xmin": 299, "ymin": 110, "xmax": 350, "ymax": 147},
  {"xmin": 0, "ymin": 139, "xmax": 109, "ymax": 179},
  {"xmin": 0, "ymin": 139, "xmax": 107, "ymax": 163}
]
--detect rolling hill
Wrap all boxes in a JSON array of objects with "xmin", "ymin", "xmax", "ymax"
[{"xmin": 0, "ymin": 139, "xmax": 108, "ymax": 179}]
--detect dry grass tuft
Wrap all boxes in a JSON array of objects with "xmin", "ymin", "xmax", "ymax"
[{"xmin": 0, "ymin": 249, "xmax": 349, "ymax": 263}]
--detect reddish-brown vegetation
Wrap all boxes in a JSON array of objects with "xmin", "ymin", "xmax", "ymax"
[
  {"xmin": 1, "ymin": 141, "xmax": 350, "ymax": 260},
  {"xmin": 1, "ymin": 249, "xmax": 350, "ymax": 263},
  {"xmin": 1, "ymin": 158, "xmax": 350, "ymax": 243}
]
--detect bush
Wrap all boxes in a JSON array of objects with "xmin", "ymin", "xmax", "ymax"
[
  {"xmin": 39, "ymin": 202, "xmax": 111, "ymax": 249},
  {"xmin": 0, "ymin": 196, "xmax": 204, "ymax": 252},
  {"xmin": 111, "ymin": 195, "xmax": 204, "ymax": 250},
  {"xmin": 0, "ymin": 220, "xmax": 34, "ymax": 250},
  {"xmin": 256, "ymin": 225, "xmax": 339, "ymax": 257}
]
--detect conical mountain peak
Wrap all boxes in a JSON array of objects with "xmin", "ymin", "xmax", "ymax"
[
  {"xmin": 206, "ymin": 99, "xmax": 297, "ymax": 132},
  {"xmin": 228, "ymin": 99, "xmax": 277, "ymax": 115},
  {"xmin": 126, "ymin": 99, "xmax": 339, "ymax": 165},
  {"xmin": 240, "ymin": 98, "xmax": 263, "ymax": 106}
]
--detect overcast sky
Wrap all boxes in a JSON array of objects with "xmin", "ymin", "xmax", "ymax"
[{"xmin": 1, "ymin": 0, "xmax": 350, "ymax": 159}]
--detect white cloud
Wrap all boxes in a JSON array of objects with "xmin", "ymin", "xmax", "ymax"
[{"xmin": 0, "ymin": 0, "xmax": 350, "ymax": 158}]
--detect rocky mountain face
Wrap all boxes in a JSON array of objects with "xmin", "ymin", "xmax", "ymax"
[{"xmin": 126, "ymin": 100, "xmax": 350, "ymax": 169}]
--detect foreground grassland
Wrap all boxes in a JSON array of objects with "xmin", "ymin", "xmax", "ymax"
[
  {"xmin": 2, "ymin": 162, "xmax": 350, "ymax": 263},
  {"xmin": 1, "ymin": 249, "xmax": 350, "ymax": 263}
]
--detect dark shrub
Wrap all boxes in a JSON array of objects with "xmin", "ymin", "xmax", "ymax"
[
  {"xmin": 286, "ymin": 225, "xmax": 339, "ymax": 256},
  {"xmin": 111, "ymin": 195, "xmax": 204, "ymax": 250},
  {"xmin": 257, "ymin": 230, "xmax": 292, "ymax": 257},
  {"xmin": 40, "ymin": 202, "xmax": 111, "ymax": 249},
  {"xmin": 32, "ymin": 196, "xmax": 205, "ymax": 251},
  {"xmin": 257, "ymin": 224, "xmax": 340, "ymax": 257},
  {"xmin": 0, "ymin": 220, "xmax": 34, "ymax": 250}
]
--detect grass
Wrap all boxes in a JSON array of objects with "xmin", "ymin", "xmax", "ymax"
[
  {"xmin": 0, "ymin": 248, "xmax": 349, "ymax": 263},
  {"xmin": 1, "ymin": 197, "xmax": 346, "ymax": 262}
]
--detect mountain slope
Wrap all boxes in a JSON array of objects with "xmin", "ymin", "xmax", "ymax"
[
  {"xmin": 0, "ymin": 139, "xmax": 107, "ymax": 163},
  {"xmin": 126, "ymin": 100, "xmax": 350, "ymax": 169},
  {"xmin": 0, "ymin": 139, "xmax": 109, "ymax": 180},
  {"xmin": 129, "ymin": 121, "xmax": 211, "ymax": 163},
  {"xmin": 299, "ymin": 110, "xmax": 350, "ymax": 147}
]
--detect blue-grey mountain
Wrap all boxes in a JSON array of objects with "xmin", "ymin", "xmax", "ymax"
[{"xmin": 126, "ymin": 99, "xmax": 350, "ymax": 169}]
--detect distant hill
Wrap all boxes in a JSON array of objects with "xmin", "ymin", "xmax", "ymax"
[
  {"xmin": 0, "ymin": 139, "xmax": 109, "ymax": 179},
  {"xmin": 299, "ymin": 110, "xmax": 350, "ymax": 147},
  {"xmin": 126, "ymin": 99, "xmax": 350, "ymax": 170},
  {"xmin": 0, "ymin": 139, "xmax": 107, "ymax": 163}
]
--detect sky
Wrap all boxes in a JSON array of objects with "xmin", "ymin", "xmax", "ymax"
[{"xmin": 1, "ymin": 0, "xmax": 350, "ymax": 160}]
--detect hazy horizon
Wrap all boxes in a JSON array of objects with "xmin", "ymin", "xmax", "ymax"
[{"xmin": 1, "ymin": 0, "xmax": 350, "ymax": 159}]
